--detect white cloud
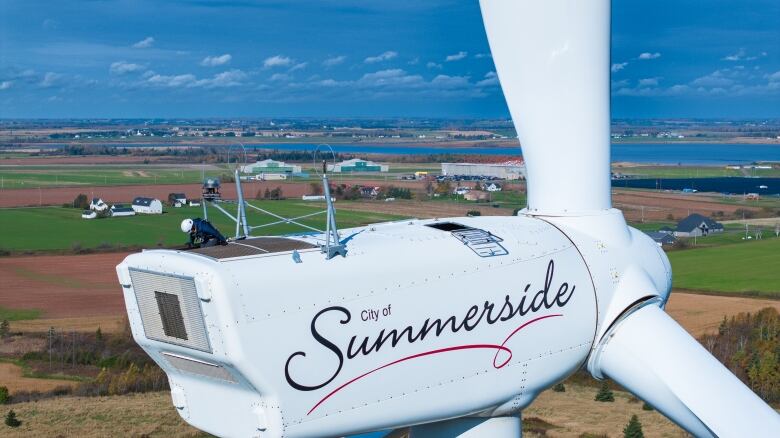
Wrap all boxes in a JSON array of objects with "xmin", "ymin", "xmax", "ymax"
[
  {"xmin": 474, "ymin": 53, "xmax": 492, "ymax": 59},
  {"xmin": 638, "ymin": 77, "xmax": 661, "ymax": 87},
  {"xmin": 476, "ymin": 71, "xmax": 499, "ymax": 87},
  {"xmin": 145, "ymin": 73, "xmax": 197, "ymax": 87},
  {"xmin": 431, "ymin": 74, "xmax": 470, "ymax": 88},
  {"xmin": 40, "ymin": 72, "xmax": 61, "ymax": 87},
  {"xmin": 206, "ymin": 70, "xmax": 247, "ymax": 87},
  {"xmin": 358, "ymin": 69, "xmax": 422, "ymax": 87},
  {"xmin": 637, "ymin": 52, "xmax": 661, "ymax": 60},
  {"xmin": 611, "ymin": 62, "xmax": 628, "ymax": 73},
  {"xmin": 263, "ymin": 55, "xmax": 292, "ymax": 68},
  {"xmin": 722, "ymin": 48, "xmax": 765, "ymax": 62},
  {"xmin": 289, "ymin": 62, "xmax": 308, "ymax": 72},
  {"xmin": 445, "ymin": 51, "xmax": 468, "ymax": 62},
  {"xmin": 110, "ymin": 61, "xmax": 145, "ymax": 75},
  {"xmin": 132, "ymin": 37, "xmax": 155, "ymax": 49},
  {"xmin": 614, "ymin": 66, "xmax": 780, "ymax": 97},
  {"xmin": 364, "ymin": 51, "xmax": 398, "ymax": 64},
  {"xmin": 426, "ymin": 61, "xmax": 442, "ymax": 69},
  {"xmin": 269, "ymin": 73, "xmax": 291, "ymax": 82},
  {"xmin": 322, "ymin": 55, "xmax": 346, "ymax": 67},
  {"xmin": 201, "ymin": 54, "xmax": 232, "ymax": 67},
  {"xmin": 143, "ymin": 69, "xmax": 247, "ymax": 88},
  {"xmin": 0, "ymin": 81, "xmax": 12, "ymax": 90},
  {"xmin": 691, "ymin": 70, "xmax": 734, "ymax": 88}
]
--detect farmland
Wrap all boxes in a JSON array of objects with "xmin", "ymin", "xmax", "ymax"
[
  {"xmin": 0, "ymin": 201, "xmax": 405, "ymax": 252},
  {"xmin": 667, "ymin": 238, "xmax": 780, "ymax": 297}
]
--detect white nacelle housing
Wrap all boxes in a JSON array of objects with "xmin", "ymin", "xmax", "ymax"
[{"xmin": 117, "ymin": 216, "xmax": 600, "ymax": 437}]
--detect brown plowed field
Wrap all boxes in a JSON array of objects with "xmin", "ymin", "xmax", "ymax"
[
  {"xmin": 0, "ymin": 252, "xmax": 129, "ymax": 318},
  {"xmin": 0, "ymin": 179, "xmax": 429, "ymax": 207},
  {"xmin": 612, "ymin": 189, "xmax": 761, "ymax": 221}
]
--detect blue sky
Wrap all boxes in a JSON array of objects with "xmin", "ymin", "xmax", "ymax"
[{"xmin": 1, "ymin": 0, "xmax": 778, "ymax": 119}]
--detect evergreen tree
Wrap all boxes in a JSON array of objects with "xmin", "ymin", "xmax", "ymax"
[
  {"xmin": 0, "ymin": 386, "xmax": 9, "ymax": 404},
  {"xmin": 641, "ymin": 401, "xmax": 653, "ymax": 411},
  {"xmin": 5, "ymin": 410, "xmax": 21, "ymax": 428},
  {"xmin": 623, "ymin": 414, "xmax": 644, "ymax": 438},
  {"xmin": 0, "ymin": 320, "xmax": 9, "ymax": 339},
  {"xmin": 594, "ymin": 381, "xmax": 615, "ymax": 402},
  {"xmin": 552, "ymin": 383, "xmax": 566, "ymax": 392}
]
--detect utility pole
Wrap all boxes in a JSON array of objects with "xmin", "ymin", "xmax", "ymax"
[{"xmin": 48, "ymin": 326, "xmax": 53, "ymax": 370}]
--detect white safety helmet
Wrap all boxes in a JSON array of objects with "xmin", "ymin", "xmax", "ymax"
[{"xmin": 180, "ymin": 218, "xmax": 194, "ymax": 233}]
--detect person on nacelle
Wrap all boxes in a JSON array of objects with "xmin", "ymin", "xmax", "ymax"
[{"xmin": 180, "ymin": 218, "xmax": 227, "ymax": 248}]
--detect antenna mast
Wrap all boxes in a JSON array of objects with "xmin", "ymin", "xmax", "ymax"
[{"xmin": 321, "ymin": 159, "xmax": 346, "ymax": 259}]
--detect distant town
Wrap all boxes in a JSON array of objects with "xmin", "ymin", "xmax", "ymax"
[{"xmin": 2, "ymin": 118, "xmax": 780, "ymax": 148}]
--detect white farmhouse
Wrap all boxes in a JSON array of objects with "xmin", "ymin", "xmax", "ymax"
[{"xmin": 90, "ymin": 197, "xmax": 109, "ymax": 212}]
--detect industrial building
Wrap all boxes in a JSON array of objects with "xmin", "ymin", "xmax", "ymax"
[
  {"xmin": 240, "ymin": 159, "xmax": 302, "ymax": 175},
  {"xmin": 328, "ymin": 158, "xmax": 389, "ymax": 173},
  {"xmin": 441, "ymin": 161, "xmax": 526, "ymax": 180},
  {"xmin": 131, "ymin": 197, "xmax": 163, "ymax": 214}
]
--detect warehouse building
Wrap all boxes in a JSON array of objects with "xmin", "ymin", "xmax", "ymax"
[
  {"xmin": 328, "ymin": 158, "xmax": 389, "ymax": 173},
  {"xmin": 441, "ymin": 161, "xmax": 526, "ymax": 180},
  {"xmin": 132, "ymin": 197, "xmax": 163, "ymax": 214},
  {"xmin": 240, "ymin": 159, "xmax": 302, "ymax": 175}
]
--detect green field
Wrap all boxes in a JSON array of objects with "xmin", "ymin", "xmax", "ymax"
[
  {"xmin": 612, "ymin": 164, "xmax": 780, "ymax": 179},
  {"xmin": 0, "ymin": 201, "xmax": 405, "ymax": 252},
  {"xmin": 0, "ymin": 306, "xmax": 41, "ymax": 321},
  {"xmin": 668, "ymin": 238, "xmax": 780, "ymax": 296}
]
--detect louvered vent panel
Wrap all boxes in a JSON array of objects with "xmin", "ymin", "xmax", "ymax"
[
  {"xmin": 163, "ymin": 353, "xmax": 237, "ymax": 383},
  {"xmin": 129, "ymin": 269, "xmax": 211, "ymax": 352}
]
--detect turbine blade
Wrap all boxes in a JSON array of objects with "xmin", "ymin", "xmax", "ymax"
[
  {"xmin": 479, "ymin": 0, "xmax": 612, "ymax": 214},
  {"xmin": 593, "ymin": 304, "xmax": 780, "ymax": 437}
]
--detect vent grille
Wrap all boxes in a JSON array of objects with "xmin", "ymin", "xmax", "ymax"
[
  {"xmin": 155, "ymin": 292, "xmax": 188, "ymax": 340},
  {"xmin": 163, "ymin": 353, "xmax": 237, "ymax": 383},
  {"xmin": 129, "ymin": 269, "xmax": 211, "ymax": 352}
]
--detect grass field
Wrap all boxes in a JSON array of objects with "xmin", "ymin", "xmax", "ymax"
[
  {"xmin": 0, "ymin": 201, "xmax": 405, "ymax": 252},
  {"xmin": 0, "ymin": 164, "xmax": 436, "ymax": 188},
  {"xmin": 0, "ymin": 382, "xmax": 685, "ymax": 438},
  {"xmin": 668, "ymin": 238, "xmax": 780, "ymax": 296},
  {"xmin": 0, "ymin": 306, "xmax": 41, "ymax": 321},
  {"xmin": 612, "ymin": 164, "xmax": 780, "ymax": 178}
]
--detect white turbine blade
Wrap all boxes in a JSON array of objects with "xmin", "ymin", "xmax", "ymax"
[
  {"xmin": 594, "ymin": 304, "xmax": 780, "ymax": 437},
  {"xmin": 479, "ymin": 0, "xmax": 612, "ymax": 214}
]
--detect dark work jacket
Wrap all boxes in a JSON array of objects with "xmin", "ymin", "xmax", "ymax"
[{"xmin": 189, "ymin": 218, "xmax": 227, "ymax": 247}]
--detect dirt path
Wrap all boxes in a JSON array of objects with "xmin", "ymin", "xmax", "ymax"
[{"xmin": 0, "ymin": 362, "xmax": 77, "ymax": 394}]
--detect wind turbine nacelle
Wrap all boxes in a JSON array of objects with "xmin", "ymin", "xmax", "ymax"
[{"xmin": 114, "ymin": 215, "xmax": 667, "ymax": 437}]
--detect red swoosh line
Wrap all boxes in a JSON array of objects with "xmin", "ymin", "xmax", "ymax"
[{"xmin": 307, "ymin": 313, "xmax": 563, "ymax": 415}]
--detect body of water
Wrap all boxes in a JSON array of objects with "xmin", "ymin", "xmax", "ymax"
[
  {"xmin": 45, "ymin": 141, "xmax": 780, "ymax": 165},
  {"xmin": 613, "ymin": 177, "xmax": 780, "ymax": 196},
  {"xmin": 242, "ymin": 142, "xmax": 780, "ymax": 165}
]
